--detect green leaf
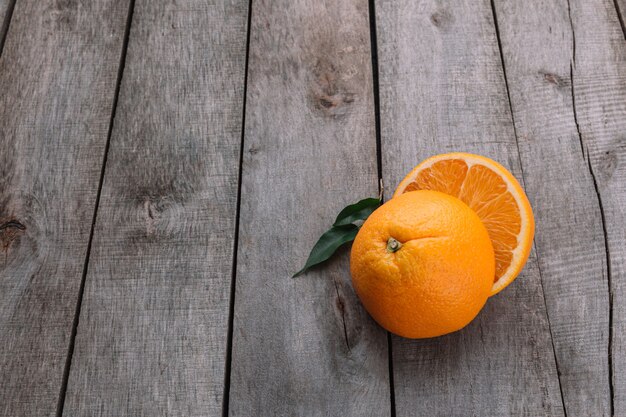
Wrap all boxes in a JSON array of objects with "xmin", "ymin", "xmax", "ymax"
[
  {"xmin": 292, "ymin": 224, "xmax": 359, "ymax": 277},
  {"xmin": 293, "ymin": 193, "xmax": 383, "ymax": 278},
  {"xmin": 333, "ymin": 197, "xmax": 381, "ymax": 226}
]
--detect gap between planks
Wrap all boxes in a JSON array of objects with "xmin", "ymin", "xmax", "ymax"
[
  {"xmin": 54, "ymin": 1, "xmax": 136, "ymax": 416},
  {"xmin": 0, "ymin": 0, "xmax": 17, "ymax": 57},
  {"xmin": 367, "ymin": 0, "xmax": 397, "ymax": 416},
  {"xmin": 224, "ymin": 0, "xmax": 393, "ymax": 414},
  {"xmin": 612, "ymin": 0, "xmax": 626, "ymax": 39},
  {"xmin": 222, "ymin": 0, "xmax": 254, "ymax": 415}
]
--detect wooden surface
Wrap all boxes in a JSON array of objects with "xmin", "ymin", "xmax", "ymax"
[
  {"xmin": 228, "ymin": 0, "xmax": 390, "ymax": 415},
  {"xmin": 0, "ymin": 0, "xmax": 624, "ymax": 416},
  {"xmin": 0, "ymin": 1, "xmax": 130, "ymax": 416},
  {"xmin": 615, "ymin": 0, "xmax": 626, "ymax": 36},
  {"xmin": 60, "ymin": 0, "xmax": 249, "ymax": 415},
  {"xmin": 375, "ymin": 0, "xmax": 563, "ymax": 415},
  {"xmin": 493, "ymin": 0, "xmax": 612, "ymax": 414},
  {"xmin": 570, "ymin": 0, "xmax": 626, "ymax": 413},
  {"xmin": 0, "ymin": 0, "xmax": 14, "ymax": 52}
]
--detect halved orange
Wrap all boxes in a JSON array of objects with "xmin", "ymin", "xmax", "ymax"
[{"xmin": 394, "ymin": 153, "xmax": 534, "ymax": 295}]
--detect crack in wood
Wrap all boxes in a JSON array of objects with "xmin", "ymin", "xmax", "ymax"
[
  {"xmin": 332, "ymin": 276, "xmax": 351, "ymax": 353},
  {"xmin": 490, "ymin": 1, "xmax": 569, "ymax": 415},
  {"xmin": 569, "ymin": 63, "xmax": 585, "ymax": 159},
  {"xmin": 566, "ymin": 0, "xmax": 576, "ymax": 65},
  {"xmin": 585, "ymin": 147, "xmax": 615, "ymax": 417},
  {"xmin": 535, "ymin": 254, "xmax": 569, "ymax": 417},
  {"xmin": 0, "ymin": 220, "xmax": 26, "ymax": 231}
]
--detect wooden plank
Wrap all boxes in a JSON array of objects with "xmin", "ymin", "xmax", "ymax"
[
  {"xmin": 492, "ymin": 1, "xmax": 615, "ymax": 414},
  {"xmin": 0, "ymin": 0, "xmax": 9, "ymax": 21},
  {"xmin": 375, "ymin": 1, "xmax": 565, "ymax": 415},
  {"xmin": 613, "ymin": 0, "xmax": 626, "ymax": 38},
  {"xmin": 492, "ymin": 1, "xmax": 612, "ymax": 415},
  {"xmin": 229, "ymin": 0, "xmax": 390, "ymax": 415},
  {"xmin": 0, "ymin": 0, "xmax": 130, "ymax": 416},
  {"xmin": 0, "ymin": 0, "xmax": 14, "ymax": 50},
  {"xmin": 568, "ymin": 0, "xmax": 626, "ymax": 413},
  {"xmin": 60, "ymin": 0, "xmax": 249, "ymax": 415}
]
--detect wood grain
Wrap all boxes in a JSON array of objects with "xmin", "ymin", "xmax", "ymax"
[
  {"xmin": 60, "ymin": 0, "xmax": 249, "ymax": 415},
  {"xmin": 492, "ymin": 0, "xmax": 612, "ymax": 414},
  {"xmin": 613, "ymin": 0, "xmax": 626, "ymax": 38},
  {"xmin": 375, "ymin": 0, "xmax": 564, "ymax": 415},
  {"xmin": 0, "ymin": 0, "xmax": 14, "ymax": 50},
  {"xmin": 0, "ymin": 0, "xmax": 8, "ymax": 21},
  {"xmin": 0, "ymin": 0, "xmax": 130, "ymax": 416},
  {"xmin": 568, "ymin": 0, "xmax": 626, "ymax": 413},
  {"xmin": 228, "ymin": 0, "xmax": 390, "ymax": 415}
]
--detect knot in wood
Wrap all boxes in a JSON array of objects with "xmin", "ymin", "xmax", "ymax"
[
  {"xmin": 310, "ymin": 59, "xmax": 355, "ymax": 117},
  {"xmin": 0, "ymin": 220, "xmax": 26, "ymax": 249}
]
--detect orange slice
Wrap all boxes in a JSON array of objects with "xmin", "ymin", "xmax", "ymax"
[{"xmin": 394, "ymin": 153, "xmax": 534, "ymax": 295}]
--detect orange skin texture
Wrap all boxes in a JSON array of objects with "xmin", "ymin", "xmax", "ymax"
[{"xmin": 350, "ymin": 190, "xmax": 495, "ymax": 339}]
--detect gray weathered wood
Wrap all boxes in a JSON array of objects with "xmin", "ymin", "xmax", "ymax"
[
  {"xmin": 0, "ymin": 0, "xmax": 9, "ymax": 21},
  {"xmin": 493, "ymin": 1, "xmax": 612, "ymax": 415},
  {"xmin": 0, "ymin": 0, "xmax": 130, "ymax": 416},
  {"xmin": 229, "ymin": 0, "xmax": 390, "ymax": 415},
  {"xmin": 568, "ymin": 0, "xmax": 626, "ymax": 413},
  {"xmin": 375, "ymin": 0, "xmax": 565, "ymax": 415},
  {"xmin": 61, "ymin": 0, "xmax": 249, "ymax": 415},
  {"xmin": 613, "ymin": 0, "xmax": 626, "ymax": 37},
  {"xmin": 0, "ymin": 0, "xmax": 13, "ymax": 49}
]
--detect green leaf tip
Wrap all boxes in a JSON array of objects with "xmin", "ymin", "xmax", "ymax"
[
  {"xmin": 293, "ymin": 195, "xmax": 382, "ymax": 278},
  {"xmin": 292, "ymin": 224, "xmax": 358, "ymax": 277}
]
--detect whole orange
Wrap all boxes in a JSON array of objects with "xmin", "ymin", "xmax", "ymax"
[{"xmin": 350, "ymin": 190, "xmax": 495, "ymax": 338}]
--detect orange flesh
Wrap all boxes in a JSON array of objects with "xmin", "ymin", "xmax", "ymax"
[{"xmin": 407, "ymin": 160, "xmax": 521, "ymax": 282}]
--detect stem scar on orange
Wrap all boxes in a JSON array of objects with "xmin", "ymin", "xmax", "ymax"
[
  {"xmin": 394, "ymin": 153, "xmax": 535, "ymax": 296},
  {"xmin": 350, "ymin": 190, "xmax": 495, "ymax": 339}
]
